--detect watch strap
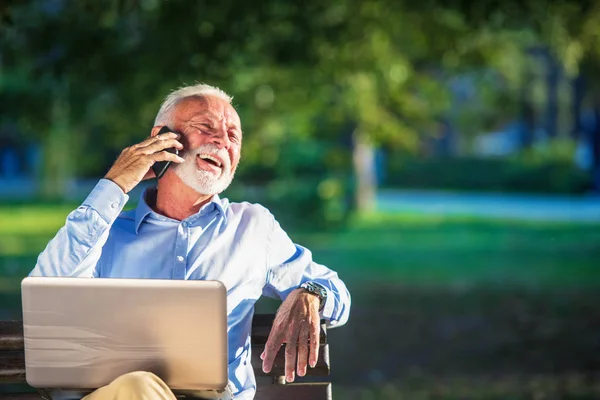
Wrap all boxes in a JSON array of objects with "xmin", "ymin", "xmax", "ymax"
[{"xmin": 300, "ymin": 281, "xmax": 327, "ymax": 312}]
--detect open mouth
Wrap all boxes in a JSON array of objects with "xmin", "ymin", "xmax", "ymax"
[{"xmin": 196, "ymin": 154, "xmax": 224, "ymax": 173}]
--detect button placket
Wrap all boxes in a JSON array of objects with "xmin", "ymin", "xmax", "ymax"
[{"xmin": 173, "ymin": 223, "xmax": 189, "ymax": 279}]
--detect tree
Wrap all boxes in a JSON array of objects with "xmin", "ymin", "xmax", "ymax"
[
  {"xmin": 443, "ymin": 0, "xmax": 600, "ymax": 190},
  {"xmin": 4, "ymin": 0, "xmax": 581, "ymax": 213}
]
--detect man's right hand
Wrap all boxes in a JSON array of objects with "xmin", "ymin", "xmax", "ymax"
[{"xmin": 104, "ymin": 131, "xmax": 185, "ymax": 194}]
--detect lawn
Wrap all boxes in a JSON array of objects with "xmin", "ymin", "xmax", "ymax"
[
  {"xmin": 2, "ymin": 204, "xmax": 599, "ymax": 290},
  {"xmin": 1, "ymin": 204, "xmax": 599, "ymax": 399},
  {"xmin": 298, "ymin": 212, "xmax": 600, "ymax": 289}
]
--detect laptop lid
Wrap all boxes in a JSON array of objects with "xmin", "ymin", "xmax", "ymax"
[{"xmin": 21, "ymin": 277, "xmax": 228, "ymax": 391}]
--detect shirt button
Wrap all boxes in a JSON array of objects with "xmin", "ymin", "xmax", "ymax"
[
  {"xmin": 111, "ymin": 202, "xmax": 118, "ymax": 209},
  {"xmin": 177, "ymin": 255, "xmax": 185, "ymax": 262}
]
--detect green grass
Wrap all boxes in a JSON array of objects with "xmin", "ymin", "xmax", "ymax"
[
  {"xmin": 334, "ymin": 372, "xmax": 600, "ymax": 400},
  {"xmin": 296, "ymin": 212, "xmax": 600, "ymax": 289},
  {"xmin": 2, "ymin": 204, "xmax": 600, "ymax": 398},
  {"xmin": 1, "ymin": 205, "xmax": 600, "ymax": 291},
  {"xmin": 0, "ymin": 204, "xmax": 80, "ymax": 235}
]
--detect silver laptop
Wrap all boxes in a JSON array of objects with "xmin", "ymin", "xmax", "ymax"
[{"xmin": 21, "ymin": 277, "xmax": 228, "ymax": 391}]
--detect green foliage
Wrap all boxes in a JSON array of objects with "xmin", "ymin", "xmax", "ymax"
[
  {"xmin": 229, "ymin": 138, "xmax": 354, "ymax": 229},
  {"xmin": 0, "ymin": 0, "xmax": 534, "ymax": 155},
  {"xmin": 518, "ymin": 137, "xmax": 581, "ymax": 165},
  {"xmin": 1, "ymin": 0, "xmax": 598, "ymax": 219}
]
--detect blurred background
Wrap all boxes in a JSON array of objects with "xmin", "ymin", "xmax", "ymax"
[{"xmin": 1, "ymin": 0, "xmax": 600, "ymax": 398}]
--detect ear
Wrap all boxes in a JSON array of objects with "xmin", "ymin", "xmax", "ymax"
[{"xmin": 150, "ymin": 125, "xmax": 165, "ymax": 138}]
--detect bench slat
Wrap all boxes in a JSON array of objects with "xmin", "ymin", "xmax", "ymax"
[
  {"xmin": 0, "ymin": 344, "xmax": 330, "ymax": 383},
  {"xmin": 0, "ymin": 394, "xmax": 41, "ymax": 400},
  {"xmin": 0, "ymin": 322, "xmax": 23, "ymax": 351},
  {"xmin": 0, "ymin": 315, "xmax": 330, "ymax": 382},
  {"xmin": 0, "ymin": 383, "xmax": 333, "ymax": 400},
  {"xmin": 0, "ymin": 317, "xmax": 328, "ymax": 349},
  {"xmin": 250, "ymin": 314, "xmax": 327, "ymax": 345},
  {"xmin": 0, "ymin": 351, "xmax": 25, "ymax": 383},
  {"xmin": 255, "ymin": 381, "xmax": 332, "ymax": 400},
  {"xmin": 252, "ymin": 343, "xmax": 330, "ymax": 377}
]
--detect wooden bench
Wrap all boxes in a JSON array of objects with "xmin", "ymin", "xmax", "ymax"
[{"xmin": 0, "ymin": 314, "xmax": 332, "ymax": 399}]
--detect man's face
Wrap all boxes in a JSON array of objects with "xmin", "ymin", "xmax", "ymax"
[{"xmin": 169, "ymin": 95, "xmax": 242, "ymax": 195}]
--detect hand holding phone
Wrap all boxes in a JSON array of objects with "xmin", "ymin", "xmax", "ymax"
[
  {"xmin": 152, "ymin": 126, "xmax": 181, "ymax": 179},
  {"xmin": 104, "ymin": 127, "xmax": 184, "ymax": 193}
]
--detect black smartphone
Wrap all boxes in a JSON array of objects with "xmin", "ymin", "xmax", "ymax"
[{"xmin": 151, "ymin": 126, "xmax": 180, "ymax": 179}]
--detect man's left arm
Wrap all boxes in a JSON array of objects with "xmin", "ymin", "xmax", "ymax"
[{"xmin": 260, "ymin": 214, "xmax": 351, "ymax": 382}]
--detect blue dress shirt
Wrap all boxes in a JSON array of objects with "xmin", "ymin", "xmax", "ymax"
[{"xmin": 30, "ymin": 179, "xmax": 351, "ymax": 399}]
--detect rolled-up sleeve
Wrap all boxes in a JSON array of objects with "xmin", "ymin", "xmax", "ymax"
[
  {"xmin": 263, "ymin": 214, "xmax": 351, "ymax": 328},
  {"xmin": 30, "ymin": 179, "xmax": 128, "ymax": 278}
]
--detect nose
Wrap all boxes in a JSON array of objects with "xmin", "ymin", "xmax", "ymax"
[{"xmin": 209, "ymin": 124, "xmax": 230, "ymax": 150}]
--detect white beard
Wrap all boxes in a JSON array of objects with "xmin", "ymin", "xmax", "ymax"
[{"xmin": 172, "ymin": 144, "xmax": 234, "ymax": 195}]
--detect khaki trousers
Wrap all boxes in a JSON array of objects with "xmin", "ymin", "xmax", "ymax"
[
  {"xmin": 82, "ymin": 372, "xmax": 176, "ymax": 400},
  {"xmin": 79, "ymin": 371, "xmax": 233, "ymax": 400}
]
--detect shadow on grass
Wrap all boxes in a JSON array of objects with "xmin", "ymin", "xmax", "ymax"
[
  {"xmin": 1, "ymin": 210, "xmax": 599, "ymax": 398},
  {"xmin": 2, "ymin": 285, "xmax": 599, "ymax": 398},
  {"xmin": 326, "ymin": 285, "xmax": 600, "ymax": 399}
]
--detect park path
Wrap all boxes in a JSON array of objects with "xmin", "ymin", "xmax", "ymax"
[
  {"xmin": 377, "ymin": 189, "xmax": 600, "ymax": 222},
  {"xmin": 3, "ymin": 177, "xmax": 600, "ymax": 223}
]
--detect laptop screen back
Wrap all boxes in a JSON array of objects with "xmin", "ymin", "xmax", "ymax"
[{"xmin": 21, "ymin": 277, "xmax": 228, "ymax": 391}]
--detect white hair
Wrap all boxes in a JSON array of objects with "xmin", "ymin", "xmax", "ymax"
[{"xmin": 154, "ymin": 83, "xmax": 232, "ymax": 126}]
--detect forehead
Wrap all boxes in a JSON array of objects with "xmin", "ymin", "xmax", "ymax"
[{"xmin": 173, "ymin": 95, "xmax": 241, "ymax": 128}]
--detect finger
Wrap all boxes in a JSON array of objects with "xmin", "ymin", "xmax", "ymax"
[
  {"xmin": 285, "ymin": 333, "xmax": 298, "ymax": 382},
  {"xmin": 309, "ymin": 317, "xmax": 320, "ymax": 368},
  {"xmin": 152, "ymin": 131, "xmax": 180, "ymax": 141},
  {"xmin": 150, "ymin": 125, "xmax": 179, "ymax": 138},
  {"xmin": 140, "ymin": 138, "xmax": 184, "ymax": 155},
  {"xmin": 297, "ymin": 321, "xmax": 309, "ymax": 377},
  {"xmin": 134, "ymin": 132, "xmax": 179, "ymax": 149},
  {"xmin": 262, "ymin": 331, "xmax": 284, "ymax": 373},
  {"xmin": 151, "ymin": 150, "xmax": 185, "ymax": 163}
]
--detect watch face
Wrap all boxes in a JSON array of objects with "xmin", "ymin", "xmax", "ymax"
[{"xmin": 304, "ymin": 282, "xmax": 327, "ymax": 299}]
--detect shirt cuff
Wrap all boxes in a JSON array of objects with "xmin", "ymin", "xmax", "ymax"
[
  {"xmin": 319, "ymin": 286, "xmax": 335, "ymax": 320},
  {"xmin": 82, "ymin": 179, "xmax": 129, "ymax": 223}
]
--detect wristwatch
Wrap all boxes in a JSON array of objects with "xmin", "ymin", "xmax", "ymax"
[{"xmin": 300, "ymin": 282, "xmax": 328, "ymax": 311}]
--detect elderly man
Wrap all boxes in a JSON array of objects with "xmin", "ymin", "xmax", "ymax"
[{"xmin": 30, "ymin": 84, "xmax": 351, "ymax": 400}]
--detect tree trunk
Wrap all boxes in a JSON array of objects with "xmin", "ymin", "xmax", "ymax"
[
  {"xmin": 571, "ymin": 74, "xmax": 585, "ymax": 140},
  {"xmin": 437, "ymin": 118, "xmax": 454, "ymax": 156},
  {"xmin": 352, "ymin": 130, "xmax": 377, "ymax": 212},
  {"xmin": 591, "ymin": 101, "xmax": 600, "ymax": 192},
  {"xmin": 519, "ymin": 61, "xmax": 535, "ymax": 148},
  {"xmin": 545, "ymin": 54, "xmax": 559, "ymax": 138},
  {"xmin": 39, "ymin": 82, "xmax": 74, "ymax": 200}
]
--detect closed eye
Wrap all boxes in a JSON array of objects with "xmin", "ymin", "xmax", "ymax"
[{"xmin": 228, "ymin": 132, "xmax": 240, "ymax": 142}]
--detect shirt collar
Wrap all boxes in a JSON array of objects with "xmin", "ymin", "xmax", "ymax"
[{"xmin": 134, "ymin": 187, "xmax": 228, "ymax": 234}]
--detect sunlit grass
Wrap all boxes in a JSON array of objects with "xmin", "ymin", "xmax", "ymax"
[
  {"xmin": 1, "ymin": 205, "xmax": 599, "ymax": 397},
  {"xmin": 0, "ymin": 204, "xmax": 77, "ymax": 235},
  {"xmin": 296, "ymin": 211, "xmax": 600, "ymax": 288},
  {"xmin": 1, "ymin": 205, "xmax": 599, "ymax": 289}
]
